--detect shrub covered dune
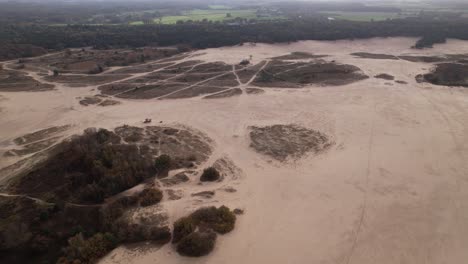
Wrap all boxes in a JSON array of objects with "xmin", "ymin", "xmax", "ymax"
[{"xmin": 0, "ymin": 128, "xmax": 238, "ymax": 263}]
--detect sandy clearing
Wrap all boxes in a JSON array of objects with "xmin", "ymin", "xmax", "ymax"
[{"xmin": 1, "ymin": 37, "xmax": 468, "ymax": 264}]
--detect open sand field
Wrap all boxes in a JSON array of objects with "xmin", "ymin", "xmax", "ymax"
[{"xmin": 1, "ymin": 37, "xmax": 468, "ymax": 264}]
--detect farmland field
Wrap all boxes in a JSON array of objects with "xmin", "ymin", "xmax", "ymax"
[
  {"xmin": 130, "ymin": 9, "xmax": 284, "ymax": 25},
  {"xmin": 320, "ymin": 11, "xmax": 408, "ymax": 21}
]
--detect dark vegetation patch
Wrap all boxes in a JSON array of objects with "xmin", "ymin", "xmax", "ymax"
[
  {"xmin": 395, "ymin": 80, "xmax": 408, "ymax": 84},
  {"xmin": 154, "ymin": 154, "xmax": 172, "ymax": 176},
  {"xmin": 4, "ymin": 125, "xmax": 70, "ymax": 158},
  {"xmin": 374, "ymin": 73, "xmax": 395, "ymax": 80},
  {"xmin": 99, "ymin": 99, "xmax": 121, "ymax": 106},
  {"xmin": 10, "ymin": 128, "xmax": 150, "ymax": 204},
  {"xmin": 163, "ymin": 86, "xmax": 227, "ymax": 99},
  {"xmin": 138, "ymin": 188, "xmax": 163, "ymax": 207},
  {"xmin": 351, "ymin": 52, "xmax": 399, "ymax": 60},
  {"xmin": 399, "ymin": 55, "xmax": 446, "ymax": 63},
  {"xmin": 203, "ymin": 88, "xmax": 242, "ymax": 99},
  {"xmin": 272, "ymin": 52, "xmax": 328, "ymax": 60},
  {"xmin": 419, "ymin": 63, "xmax": 468, "ymax": 87},
  {"xmin": 191, "ymin": 62, "xmax": 232, "ymax": 73},
  {"xmin": 1, "ymin": 125, "xmax": 212, "ymax": 263},
  {"xmin": 250, "ymin": 124, "xmax": 332, "ymax": 161},
  {"xmin": 246, "ymin": 87, "xmax": 265, "ymax": 94},
  {"xmin": 43, "ymin": 74, "xmax": 130, "ymax": 86},
  {"xmin": 98, "ymin": 83, "xmax": 136, "ymax": 96},
  {"xmin": 236, "ymin": 61, "xmax": 267, "ymax": 84},
  {"xmin": 110, "ymin": 62, "xmax": 172, "ymax": 74},
  {"xmin": 79, "ymin": 96, "xmax": 102, "ymax": 106},
  {"xmin": 26, "ymin": 47, "xmax": 181, "ymax": 74},
  {"xmin": 160, "ymin": 172, "xmax": 190, "ymax": 186},
  {"xmin": 176, "ymin": 231, "xmax": 216, "ymax": 257},
  {"xmin": 13, "ymin": 125, "xmax": 70, "ymax": 145},
  {"xmin": 0, "ymin": 69, "xmax": 54, "ymax": 91},
  {"xmin": 57, "ymin": 232, "xmax": 118, "ymax": 264},
  {"xmin": 172, "ymin": 206, "xmax": 236, "ymax": 257},
  {"xmin": 203, "ymin": 73, "xmax": 239, "ymax": 87},
  {"xmin": 4, "ymin": 137, "xmax": 60, "ymax": 157},
  {"xmin": 124, "ymin": 125, "xmax": 212, "ymax": 168},
  {"xmin": 174, "ymin": 72, "xmax": 221, "ymax": 84},
  {"xmin": 160, "ymin": 60, "xmax": 202, "ymax": 74},
  {"xmin": 191, "ymin": 191, "xmax": 215, "ymax": 199},
  {"xmin": 117, "ymin": 83, "xmax": 187, "ymax": 99},
  {"xmin": 200, "ymin": 167, "xmax": 221, "ymax": 182},
  {"xmin": 252, "ymin": 60, "xmax": 368, "ymax": 88},
  {"xmin": 0, "ymin": 44, "xmax": 47, "ymax": 61}
]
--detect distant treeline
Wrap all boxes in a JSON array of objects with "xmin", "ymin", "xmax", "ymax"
[{"xmin": 0, "ymin": 17, "xmax": 466, "ymax": 54}]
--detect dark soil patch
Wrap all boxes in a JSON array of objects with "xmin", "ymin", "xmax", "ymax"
[
  {"xmin": 351, "ymin": 52, "xmax": 399, "ymax": 60},
  {"xmin": 374, "ymin": 73, "xmax": 395, "ymax": 80},
  {"xmin": 203, "ymin": 88, "xmax": 242, "ymax": 99},
  {"xmin": 419, "ymin": 63, "xmax": 468, "ymax": 87},
  {"xmin": 250, "ymin": 124, "xmax": 332, "ymax": 161}
]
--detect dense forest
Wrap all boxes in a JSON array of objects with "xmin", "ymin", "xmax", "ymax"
[
  {"xmin": 0, "ymin": 17, "xmax": 466, "ymax": 53},
  {"xmin": 0, "ymin": 1, "xmax": 467, "ymax": 60}
]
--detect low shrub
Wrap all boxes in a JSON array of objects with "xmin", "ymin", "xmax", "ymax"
[
  {"xmin": 59, "ymin": 232, "xmax": 118, "ymax": 264},
  {"xmin": 139, "ymin": 188, "xmax": 163, "ymax": 207},
  {"xmin": 176, "ymin": 231, "xmax": 217, "ymax": 257},
  {"xmin": 190, "ymin": 206, "xmax": 236, "ymax": 234},
  {"xmin": 154, "ymin": 154, "xmax": 172, "ymax": 176},
  {"xmin": 200, "ymin": 167, "xmax": 220, "ymax": 182},
  {"xmin": 172, "ymin": 216, "xmax": 196, "ymax": 244}
]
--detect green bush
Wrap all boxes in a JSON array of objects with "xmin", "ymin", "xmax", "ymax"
[
  {"xmin": 190, "ymin": 206, "xmax": 236, "ymax": 234},
  {"xmin": 200, "ymin": 167, "xmax": 220, "ymax": 182},
  {"xmin": 154, "ymin": 154, "xmax": 171, "ymax": 175},
  {"xmin": 172, "ymin": 216, "xmax": 196, "ymax": 244},
  {"xmin": 176, "ymin": 231, "xmax": 217, "ymax": 257},
  {"xmin": 139, "ymin": 188, "xmax": 163, "ymax": 207},
  {"xmin": 60, "ymin": 232, "xmax": 118, "ymax": 263}
]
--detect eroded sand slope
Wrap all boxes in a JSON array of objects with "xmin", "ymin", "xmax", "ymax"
[{"xmin": 1, "ymin": 38, "xmax": 468, "ymax": 264}]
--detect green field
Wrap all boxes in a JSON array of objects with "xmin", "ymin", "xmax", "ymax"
[
  {"xmin": 131, "ymin": 9, "xmax": 284, "ymax": 25},
  {"xmin": 320, "ymin": 11, "xmax": 408, "ymax": 22}
]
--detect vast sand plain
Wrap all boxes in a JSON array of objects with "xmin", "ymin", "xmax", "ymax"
[{"xmin": 1, "ymin": 38, "xmax": 468, "ymax": 264}]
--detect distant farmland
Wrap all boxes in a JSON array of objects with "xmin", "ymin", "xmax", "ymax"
[
  {"xmin": 320, "ymin": 11, "xmax": 408, "ymax": 22},
  {"xmin": 131, "ymin": 9, "xmax": 285, "ymax": 25}
]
